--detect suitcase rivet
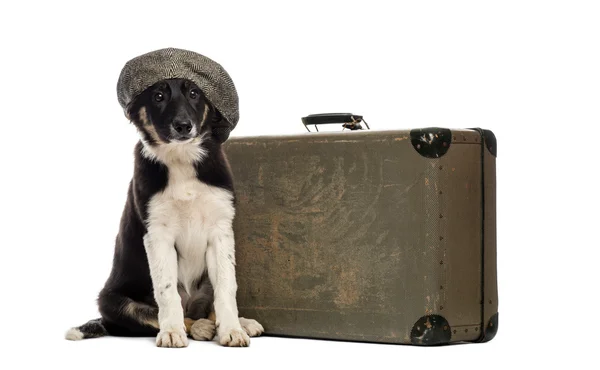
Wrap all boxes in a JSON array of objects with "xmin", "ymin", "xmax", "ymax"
[
  {"xmin": 489, "ymin": 300, "xmax": 492, "ymax": 304},
  {"xmin": 439, "ymin": 214, "xmax": 443, "ymax": 218},
  {"xmin": 453, "ymin": 329, "xmax": 457, "ymax": 334},
  {"xmin": 439, "ymin": 260, "xmax": 444, "ymax": 265},
  {"xmin": 439, "ymin": 165, "xmax": 443, "ymax": 170},
  {"xmin": 465, "ymin": 329, "xmax": 469, "ymax": 333},
  {"xmin": 439, "ymin": 190, "xmax": 443, "ymax": 195},
  {"xmin": 440, "ymin": 305, "xmax": 444, "ymax": 310},
  {"xmin": 440, "ymin": 285, "xmax": 444, "ymax": 290},
  {"xmin": 475, "ymin": 327, "xmax": 479, "ymax": 332},
  {"xmin": 439, "ymin": 236, "xmax": 444, "ymax": 241}
]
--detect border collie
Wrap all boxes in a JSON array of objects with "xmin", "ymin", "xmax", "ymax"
[{"xmin": 66, "ymin": 78, "xmax": 263, "ymax": 347}]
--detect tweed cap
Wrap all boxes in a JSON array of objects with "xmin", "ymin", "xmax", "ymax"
[{"xmin": 117, "ymin": 47, "xmax": 239, "ymax": 132}]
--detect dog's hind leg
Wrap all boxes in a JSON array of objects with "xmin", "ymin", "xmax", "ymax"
[
  {"xmin": 183, "ymin": 272, "xmax": 264, "ymax": 342},
  {"xmin": 184, "ymin": 273, "xmax": 216, "ymax": 341},
  {"xmin": 184, "ymin": 276, "xmax": 259, "ymax": 342},
  {"xmin": 239, "ymin": 317, "xmax": 264, "ymax": 337},
  {"xmin": 185, "ymin": 312, "xmax": 263, "ymax": 340},
  {"xmin": 186, "ymin": 316, "xmax": 216, "ymax": 341},
  {"xmin": 66, "ymin": 292, "xmax": 160, "ymax": 340},
  {"xmin": 98, "ymin": 291, "xmax": 160, "ymax": 337}
]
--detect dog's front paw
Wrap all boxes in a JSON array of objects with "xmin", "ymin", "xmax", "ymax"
[
  {"xmin": 190, "ymin": 319, "xmax": 216, "ymax": 341},
  {"xmin": 240, "ymin": 317, "xmax": 264, "ymax": 337},
  {"xmin": 218, "ymin": 327, "xmax": 250, "ymax": 347},
  {"xmin": 156, "ymin": 329, "xmax": 189, "ymax": 348}
]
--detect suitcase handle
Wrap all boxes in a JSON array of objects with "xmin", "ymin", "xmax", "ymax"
[{"xmin": 301, "ymin": 113, "xmax": 370, "ymax": 132}]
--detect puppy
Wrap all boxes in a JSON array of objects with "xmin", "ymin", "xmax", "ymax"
[{"xmin": 66, "ymin": 78, "xmax": 263, "ymax": 347}]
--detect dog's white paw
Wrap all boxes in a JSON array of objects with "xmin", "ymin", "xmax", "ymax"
[
  {"xmin": 240, "ymin": 317, "xmax": 264, "ymax": 337},
  {"xmin": 156, "ymin": 329, "xmax": 189, "ymax": 348},
  {"xmin": 190, "ymin": 319, "xmax": 216, "ymax": 341},
  {"xmin": 218, "ymin": 327, "xmax": 250, "ymax": 347}
]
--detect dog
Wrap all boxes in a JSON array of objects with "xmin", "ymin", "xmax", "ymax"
[{"xmin": 66, "ymin": 78, "xmax": 263, "ymax": 347}]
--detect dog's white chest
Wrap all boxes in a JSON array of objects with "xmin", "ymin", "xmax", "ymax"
[{"xmin": 146, "ymin": 158, "xmax": 234, "ymax": 294}]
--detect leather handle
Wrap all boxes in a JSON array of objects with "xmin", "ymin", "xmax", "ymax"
[{"xmin": 301, "ymin": 113, "xmax": 369, "ymax": 132}]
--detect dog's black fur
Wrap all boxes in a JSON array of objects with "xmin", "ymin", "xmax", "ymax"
[{"xmin": 69, "ymin": 78, "xmax": 234, "ymax": 338}]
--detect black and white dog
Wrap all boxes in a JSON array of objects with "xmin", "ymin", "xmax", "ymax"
[{"xmin": 66, "ymin": 78, "xmax": 263, "ymax": 347}]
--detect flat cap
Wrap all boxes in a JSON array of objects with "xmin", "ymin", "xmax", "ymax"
[{"xmin": 117, "ymin": 47, "xmax": 239, "ymax": 132}]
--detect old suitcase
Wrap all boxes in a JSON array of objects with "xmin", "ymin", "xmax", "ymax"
[{"xmin": 223, "ymin": 126, "xmax": 498, "ymax": 345}]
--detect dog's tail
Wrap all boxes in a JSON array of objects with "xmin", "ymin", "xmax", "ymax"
[{"xmin": 65, "ymin": 318, "xmax": 108, "ymax": 341}]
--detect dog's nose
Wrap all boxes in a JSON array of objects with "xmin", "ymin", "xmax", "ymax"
[{"xmin": 173, "ymin": 121, "xmax": 193, "ymax": 134}]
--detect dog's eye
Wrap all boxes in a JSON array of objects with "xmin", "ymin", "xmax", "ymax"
[
  {"xmin": 190, "ymin": 89, "xmax": 200, "ymax": 99},
  {"xmin": 154, "ymin": 93, "xmax": 164, "ymax": 102}
]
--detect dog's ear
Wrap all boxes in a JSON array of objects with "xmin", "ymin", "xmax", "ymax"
[
  {"xmin": 125, "ymin": 101, "xmax": 139, "ymax": 123},
  {"xmin": 125, "ymin": 96, "xmax": 146, "ymax": 125},
  {"xmin": 210, "ymin": 107, "xmax": 231, "ymax": 143},
  {"xmin": 124, "ymin": 103, "xmax": 134, "ymax": 122}
]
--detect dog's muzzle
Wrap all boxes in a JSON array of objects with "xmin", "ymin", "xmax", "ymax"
[{"xmin": 171, "ymin": 120, "xmax": 195, "ymax": 141}]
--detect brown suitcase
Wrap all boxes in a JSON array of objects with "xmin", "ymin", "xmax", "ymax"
[{"xmin": 223, "ymin": 126, "xmax": 498, "ymax": 345}]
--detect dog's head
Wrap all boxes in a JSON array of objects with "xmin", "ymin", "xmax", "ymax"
[{"xmin": 127, "ymin": 78, "xmax": 228, "ymax": 146}]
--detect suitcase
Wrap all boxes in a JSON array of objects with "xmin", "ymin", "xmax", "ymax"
[{"xmin": 223, "ymin": 122, "xmax": 498, "ymax": 345}]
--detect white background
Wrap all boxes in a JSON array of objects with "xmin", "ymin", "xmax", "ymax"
[{"xmin": 1, "ymin": 0, "xmax": 598, "ymax": 368}]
